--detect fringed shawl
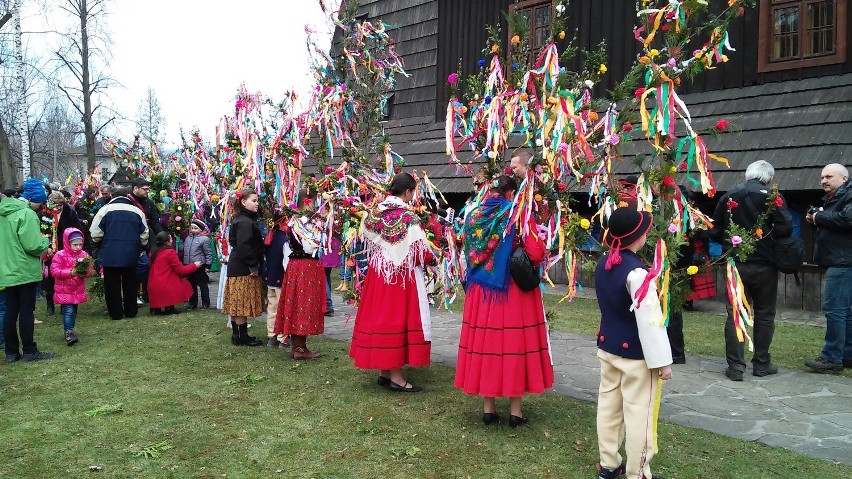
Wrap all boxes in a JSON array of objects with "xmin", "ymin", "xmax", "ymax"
[{"xmin": 363, "ymin": 196, "xmax": 429, "ymax": 283}]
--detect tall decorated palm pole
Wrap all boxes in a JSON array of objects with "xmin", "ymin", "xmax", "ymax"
[{"xmin": 446, "ymin": 0, "xmax": 761, "ymax": 350}]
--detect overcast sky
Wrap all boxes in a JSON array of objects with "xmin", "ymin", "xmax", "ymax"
[{"xmin": 20, "ymin": 0, "xmax": 335, "ymax": 146}]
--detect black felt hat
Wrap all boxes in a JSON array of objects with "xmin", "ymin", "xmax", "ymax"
[{"xmin": 604, "ymin": 207, "xmax": 652, "ymax": 251}]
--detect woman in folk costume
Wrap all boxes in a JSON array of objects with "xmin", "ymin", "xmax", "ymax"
[
  {"xmin": 350, "ymin": 173, "xmax": 434, "ymax": 392},
  {"xmin": 454, "ymin": 175, "xmax": 554, "ymax": 427},
  {"xmin": 275, "ymin": 189, "xmax": 326, "ymax": 360}
]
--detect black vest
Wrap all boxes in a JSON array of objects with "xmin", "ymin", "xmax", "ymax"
[{"xmin": 594, "ymin": 250, "xmax": 648, "ymax": 360}]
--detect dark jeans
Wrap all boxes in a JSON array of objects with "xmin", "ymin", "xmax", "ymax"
[
  {"xmin": 724, "ymin": 262, "xmax": 778, "ymax": 372},
  {"xmin": 3, "ymin": 282, "xmax": 40, "ymax": 355},
  {"xmin": 42, "ymin": 274, "xmax": 55, "ymax": 309},
  {"xmin": 667, "ymin": 310, "xmax": 685, "ymax": 360},
  {"xmin": 61, "ymin": 304, "xmax": 78, "ymax": 331},
  {"xmin": 0, "ymin": 289, "xmax": 7, "ymax": 347},
  {"xmin": 820, "ymin": 267, "xmax": 852, "ymax": 364},
  {"xmin": 188, "ymin": 269, "xmax": 210, "ymax": 307},
  {"xmin": 103, "ymin": 266, "xmax": 139, "ymax": 320}
]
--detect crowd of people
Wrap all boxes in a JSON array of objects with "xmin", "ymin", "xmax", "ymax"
[{"xmin": 1, "ymin": 160, "xmax": 849, "ymax": 479}]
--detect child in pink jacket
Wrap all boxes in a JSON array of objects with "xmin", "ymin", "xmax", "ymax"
[{"xmin": 49, "ymin": 228, "xmax": 94, "ymax": 345}]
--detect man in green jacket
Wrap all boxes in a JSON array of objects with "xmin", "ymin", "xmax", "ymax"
[{"xmin": 1, "ymin": 178, "xmax": 53, "ymax": 362}]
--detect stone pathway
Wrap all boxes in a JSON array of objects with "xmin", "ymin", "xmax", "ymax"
[{"xmin": 319, "ymin": 291, "xmax": 852, "ymax": 465}]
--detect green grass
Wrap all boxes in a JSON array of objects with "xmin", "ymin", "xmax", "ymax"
[
  {"xmin": 1, "ymin": 298, "xmax": 850, "ymax": 478},
  {"xmin": 543, "ymin": 294, "xmax": 851, "ymax": 377}
]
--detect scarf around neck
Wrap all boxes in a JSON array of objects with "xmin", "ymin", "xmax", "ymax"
[{"xmin": 364, "ymin": 196, "xmax": 429, "ymax": 282}]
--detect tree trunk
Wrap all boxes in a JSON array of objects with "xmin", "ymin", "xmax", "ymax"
[
  {"xmin": 13, "ymin": 0, "xmax": 31, "ymax": 178},
  {"xmin": 0, "ymin": 117, "xmax": 16, "ymax": 189},
  {"xmin": 81, "ymin": 0, "xmax": 96, "ymax": 172}
]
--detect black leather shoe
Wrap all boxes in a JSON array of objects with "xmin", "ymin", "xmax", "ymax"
[
  {"xmin": 725, "ymin": 368, "xmax": 743, "ymax": 381},
  {"xmin": 22, "ymin": 351, "xmax": 54, "ymax": 362},
  {"xmin": 753, "ymin": 363, "xmax": 779, "ymax": 377},
  {"xmin": 672, "ymin": 356, "xmax": 686, "ymax": 364},
  {"xmin": 597, "ymin": 462, "xmax": 626, "ymax": 479},
  {"xmin": 844, "ymin": 359, "xmax": 852, "ymax": 368},
  {"xmin": 5, "ymin": 353, "xmax": 22, "ymax": 363},
  {"xmin": 377, "ymin": 376, "xmax": 391, "ymax": 388},
  {"xmin": 508, "ymin": 415, "xmax": 528, "ymax": 428},
  {"xmin": 388, "ymin": 381, "xmax": 422, "ymax": 393},
  {"xmin": 482, "ymin": 412, "xmax": 500, "ymax": 425}
]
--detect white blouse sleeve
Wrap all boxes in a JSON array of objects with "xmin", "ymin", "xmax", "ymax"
[{"xmin": 626, "ymin": 268, "xmax": 673, "ymax": 369}]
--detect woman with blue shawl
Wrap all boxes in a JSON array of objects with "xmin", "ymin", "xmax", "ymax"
[{"xmin": 454, "ymin": 175, "xmax": 554, "ymax": 427}]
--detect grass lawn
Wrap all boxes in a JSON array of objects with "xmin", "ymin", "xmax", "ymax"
[
  {"xmin": 1, "ymin": 298, "xmax": 850, "ymax": 479},
  {"xmin": 542, "ymin": 294, "xmax": 852, "ymax": 377}
]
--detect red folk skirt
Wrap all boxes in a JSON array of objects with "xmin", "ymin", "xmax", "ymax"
[
  {"xmin": 274, "ymin": 258, "xmax": 325, "ymax": 336},
  {"xmin": 454, "ymin": 282, "xmax": 554, "ymax": 398},
  {"xmin": 349, "ymin": 266, "xmax": 431, "ymax": 370},
  {"xmin": 688, "ymin": 267, "xmax": 717, "ymax": 301}
]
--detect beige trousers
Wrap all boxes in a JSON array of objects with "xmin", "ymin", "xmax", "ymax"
[
  {"xmin": 266, "ymin": 287, "xmax": 281, "ymax": 338},
  {"xmin": 596, "ymin": 349, "xmax": 662, "ymax": 479}
]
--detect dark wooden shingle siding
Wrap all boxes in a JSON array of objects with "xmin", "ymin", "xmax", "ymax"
[
  {"xmin": 350, "ymin": 1, "xmax": 851, "ymax": 194},
  {"xmin": 357, "ymin": 0, "xmax": 438, "ymax": 119}
]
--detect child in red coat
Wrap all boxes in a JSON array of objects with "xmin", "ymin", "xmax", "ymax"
[
  {"xmin": 147, "ymin": 232, "xmax": 200, "ymax": 315},
  {"xmin": 49, "ymin": 228, "xmax": 93, "ymax": 345}
]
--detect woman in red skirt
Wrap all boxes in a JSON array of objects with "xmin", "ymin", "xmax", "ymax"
[
  {"xmin": 454, "ymin": 175, "xmax": 554, "ymax": 427},
  {"xmin": 350, "ymin": 173, "xmax": 434, "ymax": 392},
  {"xmin": 275, "ymin": 189, "xmax": 325, "ymax": 360}
]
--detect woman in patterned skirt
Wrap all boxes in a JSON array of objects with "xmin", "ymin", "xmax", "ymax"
[
  {"xmin": 454, "ymin": 175, "xmax": 554, "ymax": 427},
  {"xmin": 350, "ymin": 173, "xmax": 434, "ymax": 392},
  {"xmin": 275, "ymin": 189, "xmax": 325, "ymax": 359},
  {"xmin": 221, "ymin": 187, "xmax": 264, "ymax": 346}
]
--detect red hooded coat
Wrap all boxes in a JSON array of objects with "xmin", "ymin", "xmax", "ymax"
[
  {"xmin": 49, "ymin": 227, "xmax": 93, "ymax": 305},
  {"xmin": 147, "ymin": 246, "xmax": 198, "ymax": 308}
]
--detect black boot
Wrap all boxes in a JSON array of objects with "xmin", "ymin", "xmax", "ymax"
[
  {"xmin": 230, "ymin": 322, "xmax": 240, "ymax": 345},
  {"xmin": 236, "ymin": 323, "xmax": 262, "ymax": 346},
  {"xmin": 46, "ymin": 300, "xmax": 55, "ymax": 316}
]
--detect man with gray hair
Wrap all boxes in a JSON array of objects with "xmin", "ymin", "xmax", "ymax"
[
  {"xmin": 804, "ymin": 163, "xmax": 852, "ymax": 373},
  {"xmin": 711, "ymin": 160, "xmax": 793, "ymax": 381}
]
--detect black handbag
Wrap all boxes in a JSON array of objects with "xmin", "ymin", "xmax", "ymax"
[{"xmin": 509, "ymin": 247, "xmax": 540, "ymax": 291}]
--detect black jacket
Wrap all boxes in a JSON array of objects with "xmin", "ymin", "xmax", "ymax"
[
  {"xmin": 813, "ymin": 180, "xmax": 852, "ymax": 267},
  {"xmin": 128, "ymin": 193, "xmax": 164, "ymax": 237},
  {"xmin": 711, "ymin": 179, "xmax": 793, "ymax": 266},
  {"xmin": 227, "ymin": 212, "xmax": 264, "ymax": 277}
]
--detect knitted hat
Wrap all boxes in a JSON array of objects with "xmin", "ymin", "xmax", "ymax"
[
  {"xmin": 191, "ymin": 219, "xmax": 207, "ymax": 232},
  {"xmin": 21, "ymin": 178, "xmax": 47, "ymax": 204},
  {"xmin": 603, "ymin": 207, "xmax": 653, "ymax": 270},
  {"xmin": 68, "ymin": 231, "xmax": 84, "ymax": 243}
]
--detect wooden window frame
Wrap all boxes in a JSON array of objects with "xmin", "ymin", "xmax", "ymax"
[
  {"xmin": 758, "ymin": 0, "xmax": 847, "ymax": 72},
  {"xmin": 509, "ymin": 0, "xmax": 554, "ymax": 69}
]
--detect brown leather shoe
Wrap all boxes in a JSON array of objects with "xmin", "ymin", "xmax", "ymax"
[{"xmin": 291, "ymin": 346, "xmax": 321, "ymax": 360}]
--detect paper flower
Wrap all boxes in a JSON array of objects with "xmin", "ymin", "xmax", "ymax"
[
  {"xmin": 731, "ymin": 235, "xmax": 743, "ymax": 246},
  {"xmin": 774, "ymin": 196, "xmax": 783, "ymax": 207},
  {"xmin": 558, "ymin": 31, "xmax": 566, "ymax": 40},
  {"xmin": 477, "ymin": 59, "xmax": 486, "ymax": 67},
  {"xmin": 634, "ymin": 87, "xmax": 646, "ymax": 98},
  {"xmin": 686, "ymin": 265, "xmax": 699, "ymax": 275},
  {"xmin": 667, "ymin": 58, "xmax": 677, "ymax": 68},
  {"xmin": 580, "ymin": 218, "xmax": 591, "ymax": 229},
  {"xmin": 668, "ymin": 223, "xmax": 678, "ymax": 233},
  {"xmin": 555, "ymin": 3, "xmax": 565, "ymax": 14},
  {"xmin": 511, "ymin": 35, "xmax": 520, "ymax": 45},
  {"xmin": 726, "ymin": 198, "xmax": 739, "ymax": 210},
  {"xmin": 447, "ymin": 72, "xmax": 459, "ymax": 85},
  {"xmin": 715, "ymin": 119, "xmax": 729, "ymax": 131},
  {"xmin": 754, "ymin": 227, "xmax": 763, "ymax": 238},
  {"xmin": 175, "ymin": 216, "xmax": 182, "ymax": 222},
  {"xmin": 598, "ymin": 64, "xmax": 607, "ymax": 74}
]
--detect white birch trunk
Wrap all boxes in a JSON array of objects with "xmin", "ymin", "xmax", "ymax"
[{"xmin": 13, "ymin": 0, "xmax": 31, "ymax": 178}]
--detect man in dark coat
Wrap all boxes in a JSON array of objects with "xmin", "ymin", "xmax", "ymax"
[
  {"xmin": 804, "ymin": 163, "xmax": 852, "ymax": 373},
  {"xmin": 711, "ymin": 160, "xmax": 793, "ymax": 381},
  {"xmin": 127, "ymin": 177, "xmax": 163, "ymax": 303},
  {"xmin": 90, "ymin": 186, "xmax": 149, "ymax": 320}
]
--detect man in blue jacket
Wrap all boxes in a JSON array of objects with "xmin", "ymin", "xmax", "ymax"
[
  {"xmin": 90, "ymin": 186, "xmax": 149, "ymax": 320},
  {"xmin": 804, "ymin": 163, "xmax": 852, "ymax": 373}
]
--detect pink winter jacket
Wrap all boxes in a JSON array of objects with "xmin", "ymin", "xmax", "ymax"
[{"xmin": 50, "ymin": 227, "xmax": 93, "ymax": 305}]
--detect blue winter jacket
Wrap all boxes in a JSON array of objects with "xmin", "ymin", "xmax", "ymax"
[{"xmin": 90, "ymin": 196, "xmax": 149, "ymax": 268}]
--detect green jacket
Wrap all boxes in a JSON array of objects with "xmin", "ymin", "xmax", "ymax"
[{"xmin": 0, "ymin": 197, "xmax": 49, "ymax": 288}]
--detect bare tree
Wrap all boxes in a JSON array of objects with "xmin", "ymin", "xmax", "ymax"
[
  {"xmin": 53, "ymin": 0, "xmax": 115, "ymax": 172},
  {"xmin": 135, "ymin": 87, "xmax": 165, "ymax": 148}
]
